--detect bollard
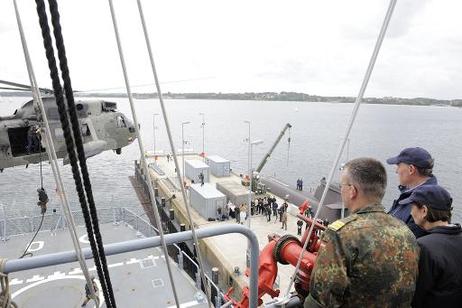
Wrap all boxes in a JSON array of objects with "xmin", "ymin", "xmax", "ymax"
[
  {"xmin": 211, "ymin": 267, "xmax": 219, "ymax": 307},
  {"xmin": 169, "ymin": 209, "xmax": 174, "ymax": 220},
  {"xmin": 161, "ymin": 197, "xmax": 166, "ymax": 207},
  {"xmin": 180, "ymin": 224, "xmax": 186, "ymax": 232},
  {"xmin": 178, "ymin": 251, "xmax": 184, "ymax": 270},
  {"xmin": 211, "ymin": 267, "xmax": 219, "ymax": 284},
  {"xmin": 154, "ymin": 187, "xmax": 159, "ymax": 197}
]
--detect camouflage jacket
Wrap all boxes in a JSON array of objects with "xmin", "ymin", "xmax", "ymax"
[{"xmin": 304, "ymin": 205, "xmax": 419, "ymax": 308}]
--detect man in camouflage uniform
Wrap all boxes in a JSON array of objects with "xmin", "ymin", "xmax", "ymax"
[{"xmin": 304, "ymin": 158, "xmax": 419, "ymax": 308}]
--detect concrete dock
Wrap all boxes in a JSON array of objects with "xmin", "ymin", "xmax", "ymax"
[{"xmin": 133, "ymin": 153, "xmax": 309, "ymax": 303}]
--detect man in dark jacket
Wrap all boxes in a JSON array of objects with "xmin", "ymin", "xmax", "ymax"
[
  {"xmin": 386, "ymin": 147, "xmax": 436, "ymax": 238},
  {"xmin": 404, "ymin": 185, "xmax": 462, "ymax": 308}
]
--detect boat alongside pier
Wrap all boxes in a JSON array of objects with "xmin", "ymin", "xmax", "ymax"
[{"xmin": 131, "ymin": 153, "xmax": 343, "ymax": 303}]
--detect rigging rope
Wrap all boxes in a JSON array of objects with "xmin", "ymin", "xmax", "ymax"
[
  {"xmin": 0, "ymin": 258, "xmax": 18, "ymax": 308},
  {"xmin": 136, "ymin": 0, "xmax": 213, "ymax": 306},
  {"xmin": 46, "ymin": 1, "xmax": 116, "ymax": 306},
  {"xmin": 34, "ymin": 0, "xmax": 115, "ymax": 306},
  {"xmin": 282, "ymin": 0, "xmax": 398, "ymax": 300},
  {"xmin": 106, "ymin": 0, "xmax": 181, "ymax": 307},
  {"xmin": 12, "ymin": 0, "xmax": 97, "ymax": 303}
]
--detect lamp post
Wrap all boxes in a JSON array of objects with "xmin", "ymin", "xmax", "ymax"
[
  {"xmin": 244, "ymin": 120, "xmax": 264, "ymax": 266},
  {"xmin": 181, "ymin": 121, "xmax": 191, "ymax": 185},
  {"xmin": 153, "ymin": 113, "xmax": 159, "ymax": 155},
  {"xmin": 244, "ymin": 120, "xmax": 251, "ymax": 222},
  {"xmin": 248, "ymin": 139, "xmax": 264, "ymax": 228},
  {"xmin": 199, "ymin": 113, "xmax": 205, "ymax": 161}
]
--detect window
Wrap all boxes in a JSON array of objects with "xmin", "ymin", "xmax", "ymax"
[{"xmin": 116, "ymin": 115, "xmax": 127, "ymax": 128}]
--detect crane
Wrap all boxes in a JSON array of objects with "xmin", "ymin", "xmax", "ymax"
[{"xmin": 242, "ymin": 123, "xmax": 292, "ymax": 193}]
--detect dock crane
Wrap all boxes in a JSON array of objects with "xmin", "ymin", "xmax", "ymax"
[{"xmin": 242, "ymin": 123, "xmax": 292, "ymax": 193}]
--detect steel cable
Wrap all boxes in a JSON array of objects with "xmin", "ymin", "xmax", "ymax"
[
  {"xmin": 136, "ymin": 0, "xmax": 213, "ymax": 306},
  {"xmin": 282, "ymin": 0, "xmax": 398, "ymax": 301},
  {"xmin": 106, "ymin": 0, "xmax": 182, "ymax": 306}
]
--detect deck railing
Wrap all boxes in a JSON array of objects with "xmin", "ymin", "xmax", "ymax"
[{"xmin": 1, "ymin": 206, "xmax": 229, "ymax": 307}]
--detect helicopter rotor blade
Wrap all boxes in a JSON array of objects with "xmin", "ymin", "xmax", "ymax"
[
  {"xmin": 0, "ymin": 79, "xmax": 53, "ymax": 94},
  {"xmin": 0, "ymin": 86, "xmax": 32, "ymax": 91}
]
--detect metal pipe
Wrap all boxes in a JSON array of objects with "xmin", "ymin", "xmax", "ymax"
[{"xmin": 3, "ymin": 224, "xmax": 260, "ymax": 308}]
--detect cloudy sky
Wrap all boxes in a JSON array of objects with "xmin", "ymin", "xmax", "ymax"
[{"xmin": 1, "ymin": 0, "xmax": 461, "ymax": 99}]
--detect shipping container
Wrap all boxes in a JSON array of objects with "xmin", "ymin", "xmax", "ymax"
[
  {"xmin": 189, "ymin": 183, "xmax": 227, "ymax": 219},
  {"xmin": 216, "ymin": 180, "xmax": 253, "ymax": 206},
  {"xmin": 205, "ymin": 155, "xmax": 231, "ymax": 177},
  {"xmin": 185, "ymin": 160, "xmax": 210, "ymax": 183}
]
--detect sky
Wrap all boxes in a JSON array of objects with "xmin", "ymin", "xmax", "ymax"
[{"xmin": 1, "ymin": 0, "xmax": 462, "ymax": 99}]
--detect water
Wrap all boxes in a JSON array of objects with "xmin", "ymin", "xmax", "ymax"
[{"xmin": 1, "ymin": 96, "xmax": 461, "ymax": 222}]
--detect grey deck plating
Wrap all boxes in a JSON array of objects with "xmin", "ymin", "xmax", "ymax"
[{"xmin": 1, "ymin": 223, "xmax": 207, "ymax": 308}]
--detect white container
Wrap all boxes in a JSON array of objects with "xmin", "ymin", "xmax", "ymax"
[
  {"xmin": 185, "ymin": 160, "xmax": 210, "ymax": 183},
  {"xmin": 189, "ymin": 183, "xmax": 227, "ymax": 219},
  {"xmin": 216, "ymin": 180, "xmax": 253, "ymax": 206},
  {"xmin": 205, "ymin": 155, "xmax": 231, "ymax": 177}
]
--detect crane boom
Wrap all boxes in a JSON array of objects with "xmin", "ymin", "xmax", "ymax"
[{"xmin": 255, "ymin": 123, "xmax": 292, "ymax": 173}]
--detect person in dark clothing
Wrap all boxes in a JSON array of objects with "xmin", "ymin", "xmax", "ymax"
[
  {"xmin": 386, "ymin": 147, "xmax": 436, "ymax": 238},
  {"xmin": 404, "ymin": 185, "xmax": 462, "ymax": 308},
  {"xmin": 26, "ymin": 125, "xmax": 40, "ymax": 154},
  {"xmin": 297, "ymin": 219, "xmax": 303, "ymax": 235},
  {"xmin": 198, "ymin": 172, "xmax": 204, "ymax": 186}
]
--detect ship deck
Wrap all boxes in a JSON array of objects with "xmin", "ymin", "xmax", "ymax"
[{"xmin": 1, "ymin": 223, "xmax": 208, "ymax": 308}]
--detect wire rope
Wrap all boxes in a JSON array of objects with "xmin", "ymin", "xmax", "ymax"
[
  {"xmin": 106, "ymin": 0, "xmax": 181, "ymax": 306},
  {"xmin": 12, "ymin": 0, "xmax": 97, "ymax": 303},
  {"xmin": 135, "ymin": 1, "xmax": 213, "ymax": 306},
  {"xmin": 282, "ymin": 0, "xmax": 398, "ymax": 301}
]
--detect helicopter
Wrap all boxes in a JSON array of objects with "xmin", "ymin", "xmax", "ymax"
[{"xmin": 0, "ymin": 81, "xmax": 137, "ymax": 170}]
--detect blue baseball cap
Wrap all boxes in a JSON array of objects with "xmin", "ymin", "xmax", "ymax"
[
  {"xmin": 400, "ymin": 185, "xmax": 452, "ymax": 210},
  {"xmin": 386, "ymin": 147, "xmax": 433, "ymax": 169}
]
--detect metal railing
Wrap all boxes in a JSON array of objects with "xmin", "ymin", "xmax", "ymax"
[
  {"xmin": 4, "ymin": 223, "xmax": 259, "ymax": 308},
  {"xmin": 1, "ymin": 206, "xmax": 232, "ymax": 307},
  {"xmin": 120, "ymin": 208, "xmax": 226, "ymax": 306}
]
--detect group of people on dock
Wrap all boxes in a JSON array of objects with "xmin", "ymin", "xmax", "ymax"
[
  {"xmin": 223, "ymin": 197, "xmax": 290, "ymax": 230},
  {"xmin": 304, "ymin": 147, "xmax": 462, "ymax": 308}
]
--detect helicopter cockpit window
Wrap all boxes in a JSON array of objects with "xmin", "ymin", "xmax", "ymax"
[
  {"xmin": 81, "ymin": 123, "xmax": 91, "ymax": 136},
  {"xmin": 116, "ymin": 115, "xmax": 127, "ymax": 128}
]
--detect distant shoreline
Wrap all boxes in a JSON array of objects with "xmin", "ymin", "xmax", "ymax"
[{"xmin": 1, "ymin": 91, "xmax": 461, "ymax": 107}]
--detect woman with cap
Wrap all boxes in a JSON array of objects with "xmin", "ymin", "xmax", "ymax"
[
  {"xmin": 386, "ymin": 147, "xmax": 437, "ymax": 238},
  {"xmin": 405, "ymin": 185, "xmax": 462, "ymax": 308}
]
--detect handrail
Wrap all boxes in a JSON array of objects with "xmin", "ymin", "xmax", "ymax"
[{"xmin": 3, "ymin": 224, "xmax": 260, "ymax": 308}]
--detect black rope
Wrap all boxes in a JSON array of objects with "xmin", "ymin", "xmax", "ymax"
[
  {"xmin": 46, "ymin": 1, "xmax": 116, "ymax": 306},
  {"xmin": 39, "ymin": 146, "xmax": 43, "ymax": 189},
  {"xmin": 19, "ymin": 212, "xmax": 44, "ymax": 259},
  {"xmin": 34, "ymin": 1, "xmax": 115, "ymax": 307}
]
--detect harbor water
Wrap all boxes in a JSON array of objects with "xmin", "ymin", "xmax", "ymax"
[{"xmin": 1, "ymin": 97, "xmax": 461, "ymax": 222}]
